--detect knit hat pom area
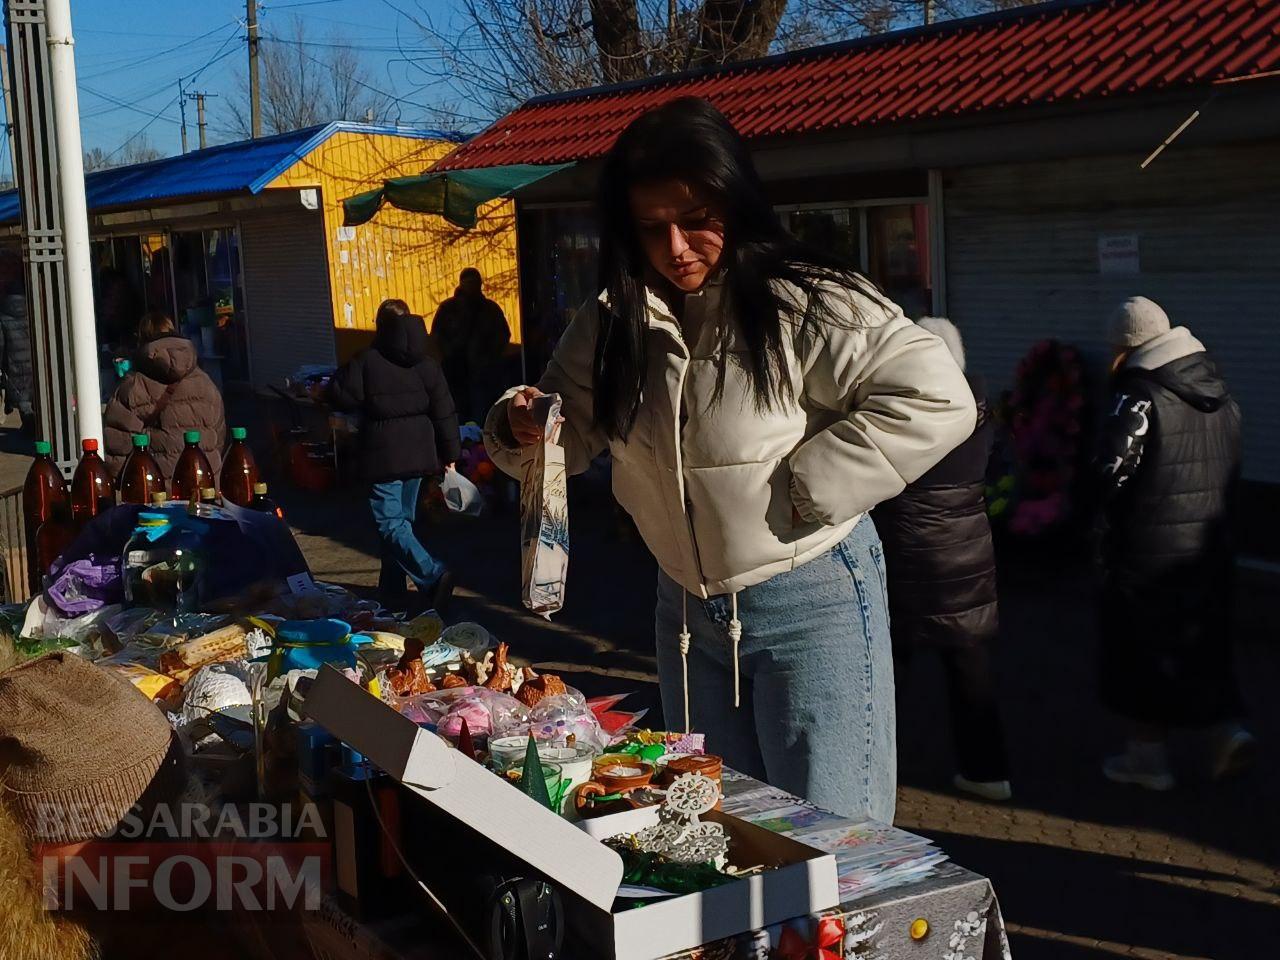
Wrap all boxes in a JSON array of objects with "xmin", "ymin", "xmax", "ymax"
[
  {"xmin": 1109, "ymin": 296, "xmax": 1170, "ymax": 349},
  {"xmin": 0, "ymin": 652, "xmax": 187, "ymax": 845}
]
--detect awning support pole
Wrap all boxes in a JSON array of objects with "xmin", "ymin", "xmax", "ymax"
[{"xmin": 46, "ymin": 0, "xmax": 101, "ymax": 445}]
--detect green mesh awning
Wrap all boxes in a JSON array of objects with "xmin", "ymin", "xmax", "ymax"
[{"xmin": 342, "ymin": 163, "xmax": 574, "ymax": 229}]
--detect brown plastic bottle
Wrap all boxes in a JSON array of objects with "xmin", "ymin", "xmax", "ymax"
[
  {"xmin": 172, "ymin": 430, "xmax": 213, "ymax": 502},
  {"xmin": 35, "ymin": 502, "xmax": 76, "ymax": 585},
  {"xmin": 220, "ymin": 426, "xmax": 259, "ymax": 507},
  {"xmin": 118, "ymin": 433, "xmax": 165, "ymax": 505},
  {"xmin": 22, "ymin": 440, "xmax": 68, "ymax": 594},
  {"xmin": 70, "ymin": 438, "xmax": 116, "ymax": 528}
]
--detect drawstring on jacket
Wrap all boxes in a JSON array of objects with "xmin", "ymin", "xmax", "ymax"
[{"xmin": 677, "ymin": 589, "xmax": 744, "ymax": 737}]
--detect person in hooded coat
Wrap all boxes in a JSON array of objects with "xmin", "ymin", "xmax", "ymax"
[
  {"xmin": 431, "ymin": 267, "xmax": 511, "ymax": 422},
  {"xmin": 0, "ymin": 255, "xmax": 34, "ymax": 437},
  {"xmin": 103, "ymin": 312, "xmax": 225, "ymax": 479},
  {"xmin": 1096, "ymin": 297, "xmax": 1251, "ymax": 791},
  {"xmin": 873, "ymin": 317, "xmax": 1011, "ymax": 802},
  {"xmin": 329, "ymin": 299, "xmax": 461, "ymax": 614}
]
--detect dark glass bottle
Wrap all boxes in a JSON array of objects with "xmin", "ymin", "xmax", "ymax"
[{"xmin": 248, "ymin": 481, "xmax": 284, "ymax": 520}]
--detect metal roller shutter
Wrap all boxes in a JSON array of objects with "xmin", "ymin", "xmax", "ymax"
[
  {"xmin": 944, "ymin": 142, "xmax": 1280, "ymax": 483},
  {"xmin": 240, "ymin": 206, "xmax": 336, "ymax": 391}
]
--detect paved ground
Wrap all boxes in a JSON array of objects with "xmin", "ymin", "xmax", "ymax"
[{"xmin": 2, "ymin": 403, "xmax": 1276, "ymax": 959}]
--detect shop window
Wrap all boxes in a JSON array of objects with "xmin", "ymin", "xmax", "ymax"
[
  {"xmin": 785, "ymin": 208, "xmax": 860, "ymax": 269},
  {"xmin": 518, "ymin": 206, "xmax": 599, "ymax": 380},
  {"xmin": 170, "ymin": 227, "xmax": 250, "ymax": 385},
  {"xmin": 777, "ymin": 200, "xmax": 933, "ymax": 319}
]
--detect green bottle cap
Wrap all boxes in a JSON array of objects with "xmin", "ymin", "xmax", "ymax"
[
  {"xmin": 34, "ymin": 440, "xmax": 51, "ymax": 455},
  {"xmin": 184, "ymin": 430, "xmax": 201, "ymax": 444},
  {"xmin": 230, "ymin": 427, "xmax": 247, "ymax": 441},
  {"xmin": 132, "ymin": 433, "xmax": 149, "ymax": 448}
]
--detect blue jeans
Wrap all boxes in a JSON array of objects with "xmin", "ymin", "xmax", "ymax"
[
  {"xmin": 656, "ymin": 515, "xmax": 897, "ymax": 823},
  {"xmin": 369, "ymin": 478, "xmax": 444, "ymax": 601}
]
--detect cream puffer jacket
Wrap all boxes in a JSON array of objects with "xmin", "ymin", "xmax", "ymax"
[{"xmin": 485, "ymin": 276, "xmax": 976, "ymax": 599}]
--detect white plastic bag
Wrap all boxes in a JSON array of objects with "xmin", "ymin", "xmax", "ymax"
[{"xmin": 441, "ymin": 466, "xmax": 483, "ymax": 516}]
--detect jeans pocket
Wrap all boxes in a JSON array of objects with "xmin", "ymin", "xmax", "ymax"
[{"xmin": 868, "ymin": 542, "xmax": 890, "ymax": 615}]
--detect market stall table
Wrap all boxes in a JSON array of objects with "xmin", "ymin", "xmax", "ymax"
[{"xmin": 297, "ymin": 770, "xmax": 1011, "ymax": 960}]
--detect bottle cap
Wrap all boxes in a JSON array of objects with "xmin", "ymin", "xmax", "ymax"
[
  {"xmin": 132, "ymin": 434, "xmax": 149, "ymax": 448},
  {"xmin": 230, "ymin": 427, "xmax": 247, "ymax": 441},
  {"xmin": 33, "ymin": 440, "xmax": 51, "ymax": 455},
  {"xmin": 151, "ymin": 492, "xmax": 169, "ymax": 504},
  {"xmin": 184, "ymin": 430, "xmax": 201, "ymax": 444},
  {"xmin": 81, "ymin": 438, "xmax": 99, "ymax": 452},
  {"xmin": 253, "ymin": 482, "xmax": 268, "ymax": 495},
  {"xmin": 200, "ymin": 487, "xmax": 217, "ymax": 500}
]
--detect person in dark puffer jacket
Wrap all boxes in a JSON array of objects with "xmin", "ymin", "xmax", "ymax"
[
  {"xmin": 873, "ymin": 317, "xmax": 1011, "ymax": 802},
  {"xmin": 103, "ymin": 312, "xmax": 226, "ymax": 479},
  {"xmin": 329, "ymin": 299, "xmax": 461, "ymax": 614},
  {"xmin": 0, "ymin": 253, "xmax": 34, "ymax": 437},
  {"xmin": 1096, "ymin": 297, "xmax": 1250, "ymax": 792}
]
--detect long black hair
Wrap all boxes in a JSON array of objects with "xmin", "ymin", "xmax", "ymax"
[{"xmin": 593, "ymin": 96, "xmax": 877, "ymax": 440}]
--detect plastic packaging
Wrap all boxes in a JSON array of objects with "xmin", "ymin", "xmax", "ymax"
[
  {"xmin": 396, "ymin": 686, "xmax": 530, "ymax": 745},
  {"xmin": 528, "ymin": 689, "xmax": 608, "ymax": 751},
  {"xmin": 440, "ymin": 466, "xmax": 483, "ymax": 517},
  {"xmin": 46, "ymin": 554, "xmax": 123, "ymax": 618}
]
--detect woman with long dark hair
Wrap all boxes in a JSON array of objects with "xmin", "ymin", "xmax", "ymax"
[{"xmin": 485, "ymin": 99, "xmax": 974, "ymax": 821}]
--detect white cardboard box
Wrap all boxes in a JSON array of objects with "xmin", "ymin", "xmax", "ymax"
[{"xmin": 304, "ymin": 666, "xmax": 839, "ymax": 960}]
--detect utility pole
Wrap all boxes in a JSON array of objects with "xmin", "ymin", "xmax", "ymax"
[
  {"xmin": 186, "ymin": 91, "xmax": 216, "ymax": 149},
  {"xmin": 178, "ymin": 79, "xmax": 188, "ymax": 153},
  {"xmin": 924, "ymin": 0, "xmax": 936, "ymax": 25},
  {"xmin": 247, "ymin": 0, "xmax": 261, "ymax": 138}
]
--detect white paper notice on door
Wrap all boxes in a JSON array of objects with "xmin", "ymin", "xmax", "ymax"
[{"xmin": 1099, "ymin": 234, "xmax": 1140, "ymax": 274}]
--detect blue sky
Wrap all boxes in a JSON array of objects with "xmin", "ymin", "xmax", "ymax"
[{"xmin": 2, "ymin": 0, "xmax": 466, "ymax": 177}]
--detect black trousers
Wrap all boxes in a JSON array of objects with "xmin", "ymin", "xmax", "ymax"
[{"xmin": 897, "ymin": 643, "xmax": 1010, "ymax": 783}]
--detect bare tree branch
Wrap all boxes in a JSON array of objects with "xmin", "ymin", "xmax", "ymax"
[{"xmin": 225, "ymin": 16, "xmax": 393, "ymax": 137}]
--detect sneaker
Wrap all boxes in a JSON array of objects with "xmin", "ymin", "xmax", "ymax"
[
  {"xmin": 1210, "ymin": 723, "xmax": 1257, "ymax": 781},
  {"xmin": 1103, "ymin": 741, "xmax": 1175, "ymax": 791},
  {"xmin": 953, "ymin": 775, "xmax": 1012, "ymax": 802}
]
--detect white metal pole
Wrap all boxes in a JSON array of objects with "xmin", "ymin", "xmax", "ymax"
[{"xmin": 45, "ymin": 0, "xmax": 102, "ymax": 444}]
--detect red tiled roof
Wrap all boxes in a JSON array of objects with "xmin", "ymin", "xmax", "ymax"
[{"xmin": 436, "ymin": 0, "xmax": 1280, "ymax": 171}]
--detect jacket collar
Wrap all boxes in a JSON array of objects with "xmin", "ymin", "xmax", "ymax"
[{"xmin": 597, "ymin": 272, "xmax": 727, "ymax": 347}]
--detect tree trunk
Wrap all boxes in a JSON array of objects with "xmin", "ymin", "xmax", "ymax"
[
  {"xmin": 589, "ymin": 0, "xmax": 647, "ymax": 83},
  {"xmin": 691, "ymin": 0, "xmax": 789, "ymax": 67}
]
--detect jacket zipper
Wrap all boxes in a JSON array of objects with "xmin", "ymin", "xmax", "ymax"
[{"xmin": 672, "ymin": 324, "xmax": 707, "ymax": 596}]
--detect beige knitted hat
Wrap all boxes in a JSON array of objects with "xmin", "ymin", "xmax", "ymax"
[
  {"xmin": 0, "ymin": 652, "xmax": 186, "ymax": 844},
  {"xmin": 1108, "ymin": 296, "xmax": 1171, "ymax": 348}
]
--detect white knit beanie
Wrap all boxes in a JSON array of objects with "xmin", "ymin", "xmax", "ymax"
[{"xmin": 1109, "ymin": 297, "xmax": 1170, "ymax": 348}]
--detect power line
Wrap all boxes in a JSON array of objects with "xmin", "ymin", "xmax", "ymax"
[
  {"xmin": 263, "ymin": 0, "xmax": 343, "ymax": 9},
  {"xmin": 79, "ymin": 23, "xmax": 239, "ymax": 81},
  {"xmin": 104, "ymin": 32, "xmax": 242, "ymax": 162}
]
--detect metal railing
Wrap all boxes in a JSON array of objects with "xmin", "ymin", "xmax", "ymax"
[{"xmin": 0, "ymin": 483, "xmax": 29, "ymax": 604}]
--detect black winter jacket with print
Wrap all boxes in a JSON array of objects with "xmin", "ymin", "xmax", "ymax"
[{"xmin": 328, "ymin": 312, "xmax": 461, "ymax": 483}]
